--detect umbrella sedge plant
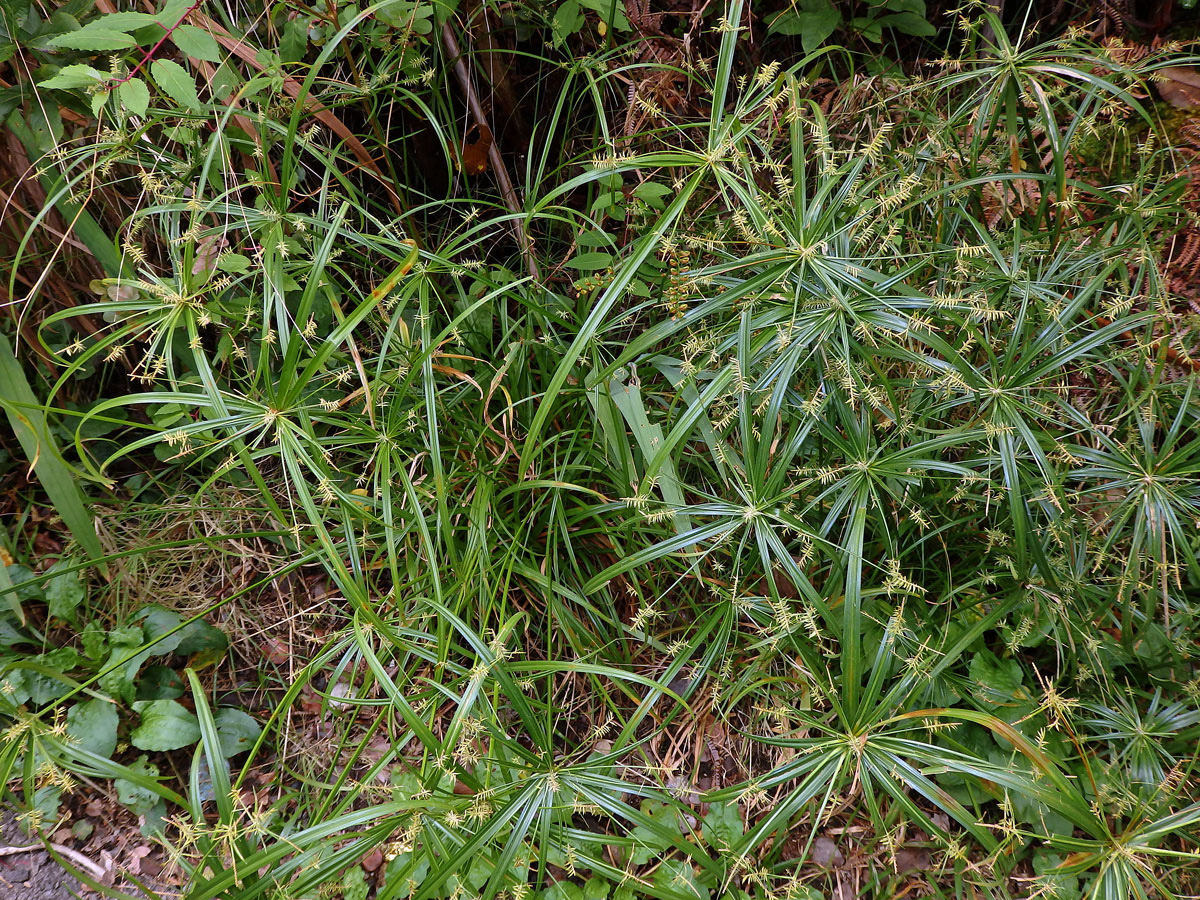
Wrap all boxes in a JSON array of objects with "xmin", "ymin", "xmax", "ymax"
[{"xmin": 1, "ymin": 3, "xmax": 1198, "ymax": 900}]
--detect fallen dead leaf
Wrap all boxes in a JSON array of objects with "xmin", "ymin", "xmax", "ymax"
[
  {"xmin": 1157, "ymin": 67, "xmax": 1200, "ymax": 108},
  {"xmin": 894, "ymin": 846, "xmax": 931, "ymax": 872},
  {"xmin": 458, "ymin": 123, "xmax": 492, "ymax": 175},
  {"xmin": 812, "ymin": 835, "xmax": 845, "ymax": 867},
  {"xmin": 127, "ymin": 845, "xmax": 151, "ymax": 875},
  {"xmin": 263, "ymin": 636, "xmax": 289, "ymax": 665}
]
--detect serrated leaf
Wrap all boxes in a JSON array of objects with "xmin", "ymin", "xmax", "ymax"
[
  {"xmin": 214, "ymin": 707, "xmax": 261, "ymax": 757},
  {"xmin": 155, "ymin": 0, "xmax": 195, "ymax": 27},
  {"xmin": 150, "ymin": 58, "xmax": 203, "ymax": 110},
  {"xmin": 279, "ymin": 17, "xmax": 308, "ymax": 63},
  {"xmin": 131, "ymin": 699, "xmax": 200, "ymax": 751},
  {"xmin": 48, "ymin": 28, "xmax": 137, "ymax": 51},
  {"xmin": 38, "ymin": 64, "xmax": 104, "ymax": 90},
  {"xmin": 171, "ymin": 24, "xmax": 221, "ymax": 63},
  {"xmin": 118, "ymin": 77, "xmax": 149, "ymax": 117},
  {"xmin": 217, "ymin": 252, "xmax": 251, "ymax": 274},
  {"xmin": 93, "ymin": 11, "xmax": 158, "ymax": 31},
  {"xmin": 66, "ymin": 698, "xmax": 119, "ymax": 759}
]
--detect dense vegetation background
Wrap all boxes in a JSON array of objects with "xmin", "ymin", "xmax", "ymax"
[{"xmin": 2, "ymin": 1, "xmax": 1200, "ymax": 898}]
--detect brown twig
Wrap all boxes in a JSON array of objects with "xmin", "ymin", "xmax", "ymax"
[
  {"xmin": 0, "ymin": 843, "xmax": 107, "ymax": 881},
  {"xmin": 103, "ymin": 0, "xmax": 204, "ymax": 89},
  {"xmin": 440, "ymin": 21, "xmax": 541, "ymax": 282}
]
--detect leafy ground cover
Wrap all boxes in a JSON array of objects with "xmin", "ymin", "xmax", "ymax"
[{"xmin": 2, "ymin": 1, "xmax": 1200, "ymax": 898}]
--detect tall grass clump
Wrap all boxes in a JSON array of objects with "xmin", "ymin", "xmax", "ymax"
[{"xmin": 2, "ymin": 1, "xmax": 1199, "ymax": 899}]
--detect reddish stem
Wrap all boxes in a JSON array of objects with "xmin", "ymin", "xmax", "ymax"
[{"xmin": 105, "ymin": 0, "xmax": 204, "ymax": 90}]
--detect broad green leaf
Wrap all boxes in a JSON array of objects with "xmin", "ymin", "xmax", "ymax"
[
  {"xmin": 32, "ymin": 786, "xmax": 62, "ymax": 827},
  {"xmin": 968, "ymin": 651, "xmax": 1029, "ymax": 708},
  {"xmin": 877, "ymin": 11, "xmax": 936, "ymax": 36},
  {"xmin": 628, "ymin": 798, "xmax": 680, "ymax": 865},
  {"xmin": 171, "ymin": 24, "xmax": 222, "ymax": 62},
  {"xmin": 544, "ymin": 884, "xmax": 584, "ymax": 900},
  {"xmin": 43, "ymin": 645, "xmax": 81, "ymax": 673},
  {"xmin": 174, "ymin": 618, "xmax": 228, "ymax": 658},
  {"xmin": 155, "ymin": 0, "xmax": 196, "ymax": 27},
  {"xmin": 653, "ymin": 860, "xmax": 708, "ymax": 900},
  {"xmin": 79, "ymin": 621, "xmax": 107, "ymax": 659},
  {"xmin": 279, "ymin": 17, "xmax": 308, "ymax": 62},
  {"xmin": 66, "ymin": 698, "xmax": 119, "ymax": 759},
  {"xmin": 136, "ymin": 665, "xmax": 185, "ymax": 700},
  {"xmin": 565, "ymin": 252, "xmax": 613, "ymax": 271},
  {"xmin": 577, "ymin": 0, "xmax": 631, "ymax": 30},
  {"xmin": 137, "ymin": 605, "xmax": 185, "ymax": 654},
  {"xmin": 38, "ymin": 64, "xmax": 104, "ymax": 90},
  {"xmin": 590, "ymin": 191, "xmax": 624, "ymax": 213},
  {"xmin": 767, "ymin": 0, "xmax": 841, "ymax": 52},
  {"xmin": 100, "ymin": 623, "xmax": 150, "ymax": 704},
  {"xmin": 633, "ymin": 181, "xmax": 672, "ymax": 210},
  {"xmin": 115, "ymin": 754, "xmax": 160, "ymax": 815},
  {"xmin": 1033, "ymin": 852, "xmax": 1080, "ymax": 896},
  {"xmin": 342, "ymin": 868, "xmax": 369, "ymax": 900},
  {"xmin": 214, "ymin": 707, "xmax": 262, "ymax": 757},
  {"xmin": 150, "ymin": 58, "xmax": 203, "ymax": 110},
  {"xmin": 217, "ymin": 252, "xmax": 251, "ymax": 274},
  {"xmin": 118, "ymin": 77, "xmax": 150, "ymax": 117},
  {"xmin": 2, "ymin": 565, "xmax": 43, "ymax": 604},
  {"xmin": 45, "ymin": 561, "xmax": 84, "ymax": 624},
  {"xmin": 92, "ymin": 11, "xmax": 158, "ymax": 30},
  {"xmin": 0, "ymin": 609, "xmax": 27, "ymax": 646},
  {"xmin": 552, "ymin": 0, "xmax": 585, "ymax": 44},
  {"xmin": 131, "ymin": 699, "xmax": 201, "ymax": 751},
  {"xmin": 47, "ymin": 28, "xmax": 137, "ymax": 51},
  {"xmin": 701, "ymin": 799, "xmax": 743, "ymax": 849}
]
